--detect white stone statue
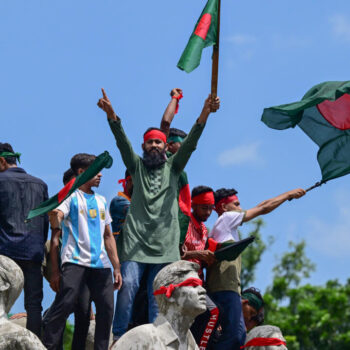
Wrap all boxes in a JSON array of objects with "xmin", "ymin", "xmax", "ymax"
[
  {"xmin": 112, "ymin": 260, "xmax": 207, "ymax": 350},
  {"xmin": 0, "ymin": 255, "xmax": 46, "ymax": 350},
  {"xmin": 243, "ymin": 325, "xmax": 287, "ymax": 350}
]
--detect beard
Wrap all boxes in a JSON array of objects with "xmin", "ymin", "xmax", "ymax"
[{"xmin": 142, "ymin": 149, "xmax": 167, "ymax": 170}]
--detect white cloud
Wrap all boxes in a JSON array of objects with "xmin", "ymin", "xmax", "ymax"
[
  {"xmin": 330, "ymin": 14, "xmax": 350, "ymax": 41},
  {"xmin": 307, "ymin": 189, "xmax": 350, "ymax": 258},
  {"xmin": 272, "ymin": 34, "xmax": 310, "ymax": 49},
  {"xmin": 226, "ymin": 34, "xmax": 256, "ymax": 45},
  {"xmin": 218, "ymin": 142, "xmax": 262, "ymax": 166}
]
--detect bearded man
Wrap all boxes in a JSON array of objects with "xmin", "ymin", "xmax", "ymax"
[{"xmin": 97, "ymin": 88, "xmax": 220, "ymax": 341}]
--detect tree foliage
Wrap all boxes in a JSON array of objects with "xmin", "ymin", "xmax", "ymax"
[
  {"xmin": 239, "ymin": 221, "xmax": 350, "ymax": 350},
  {"xmin": 263, "ymin": 241, "xmax": 350, "ymax": 350}
]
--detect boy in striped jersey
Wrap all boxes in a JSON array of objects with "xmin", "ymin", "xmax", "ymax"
[{"xmin": 43, "ymin": 153, "xmax": 122, "ymax": 350}]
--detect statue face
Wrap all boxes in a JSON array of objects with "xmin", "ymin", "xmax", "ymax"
[
  {"xmin": 174, "ymin": 271, "xmax": 207, "ymax": 316},
  {"xmin": 0, "ymin": 255, "xmax": 24, "ymax": 313}
]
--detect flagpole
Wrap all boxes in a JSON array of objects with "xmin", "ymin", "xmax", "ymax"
[
  {"xmin": 211, "ymin": 0, "xmax": 221, "ymax": 106},
  {"xmin": 288, "ymin": 180, "xmax": 326, "ymax": 201}
]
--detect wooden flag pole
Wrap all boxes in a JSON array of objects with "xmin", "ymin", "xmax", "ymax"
[{"xmin": 211, "ymin": 0, "xmax": 221, "ymax": 106}]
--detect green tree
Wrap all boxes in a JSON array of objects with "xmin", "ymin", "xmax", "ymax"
[
  {"xmin": 264, "ymin": 241, "xmax": 350, "ymax": 350},
  {"xmin": 268, "ymin": 241, "xmax": 315, "ymax": 300}
]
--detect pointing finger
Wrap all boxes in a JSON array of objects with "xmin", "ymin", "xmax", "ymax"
[{"xmin": 101, "ymin": 88, "xmax": 108, "ymax": 99}]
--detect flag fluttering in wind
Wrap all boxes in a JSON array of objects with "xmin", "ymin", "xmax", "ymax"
[
  {"xmin": 262, "ymin": 81, "xmax": 350, "ymax": 183},
  {"xmin": 207, "ymin": 236, "xmax": 255, "ymax": 262},
  {"xmin": 177, "ymin": 0, "xmax": 219, "ymax": 73},
  {"xmin": 26, "ymin": 151, "xmax": 113, "ymax": 220}
]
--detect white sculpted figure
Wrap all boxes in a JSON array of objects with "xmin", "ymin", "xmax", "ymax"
[
  {"xmin": 0, "ymin": 255, "xmax": 46, "ymax": 350},
  {"xmin": 112, "ymin": 260, "xmax": 207, "ymax": 350},
  {"xmin": 242, "ymin": 325, "xmax": 287, "ymax": 350}
]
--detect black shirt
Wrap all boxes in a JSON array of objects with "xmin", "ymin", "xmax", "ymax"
[{"xmin": 0, "ymin": 167, "xmax": 49, "ymax": 262}]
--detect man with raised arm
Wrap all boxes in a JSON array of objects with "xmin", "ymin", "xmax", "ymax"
[
  {"xmin": 207, "ymin": 187, "xmax": 305, "ymax": 350},
  {"xmin": 97, "ymin": 88, "xmax": 220, "ymax": 341},
  {"xmin": 160, "ymin": 88, "xmax": 192, "ymax": 244}
]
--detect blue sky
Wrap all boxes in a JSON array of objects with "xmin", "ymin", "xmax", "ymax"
[{"xmin": 1, "ymin": 1, "xmax": 350, "ymax": 314}]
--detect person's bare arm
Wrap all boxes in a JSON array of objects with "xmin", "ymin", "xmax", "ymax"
[
  {"xmin": 182, "ymin": 249, "xmax": 216, "ymax": 265},
  {"xmin": 97, "ymin": 88, "xmax": 120, "ymax": 121},
  {"xmin": 48, "ymin": 210, "xmax": 64, "ymax": 292},
  {"xmin": 197, "ymin": 94, "xmax": 220, "ymax": 124},
  {"xmin": 160, "ymin": 88, "xmax": 183, "ymax": 137},
  {"xmin": 243, "ymin": 188, "xmax": 306, "ymax": 222},
  {"xmin": 104, "ymin": 225, "xmax": 122, "ymax": 290},
  {"xmin": 171, "ymin": 94, "xmax": 220, "ymax": 173}
]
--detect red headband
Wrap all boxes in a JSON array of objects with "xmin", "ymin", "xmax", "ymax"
[
  {"xmin": 215, "ymin": 195, "xmax": 238, "ymax": 212},
  {"xmin": 192, "ymin": 191, "xmax": 215, "ymax": 205},
  {"xmin": 118, "ymin": 176, "xmax": 131, "ymax": 191},
  {"xmin": 172, "ymin": 93, "xmax": 183, "ymax": 114},
  {"xmin": 240, "ymin": 338, "xmax": 286, "ymax": 348},
  {"xmin": 144, "ymin": 130, "xmax": 167, "ymax": 143},
  {"xmin": 153, "ymin": 277, "xmax": 202, "ymax": 298}
]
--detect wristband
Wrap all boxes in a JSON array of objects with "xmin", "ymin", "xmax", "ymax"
[{"xmin": 172, "ymin": 93, "xmax": 183, "ymax": 114}]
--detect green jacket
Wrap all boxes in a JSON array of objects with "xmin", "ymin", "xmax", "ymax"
[{"xmin": 108, "ymin": 119, "xmax": 205, "ymax": 263}]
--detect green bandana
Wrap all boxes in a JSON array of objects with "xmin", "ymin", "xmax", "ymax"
[
  {"xmin": 241, "ymin": 292, "xmax": 263, "ymax": 312},
  {"xmin": 0, "ymin": 152, "xmax": 21, "ymax": 163},
  {"xmin": 167, "ymin": 135, "xmax": 184, "ymax": 144}
]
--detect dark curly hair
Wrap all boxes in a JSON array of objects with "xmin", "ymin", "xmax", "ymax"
[
  {"xmin": 70, "ymin": 153, "xmax": 96, "ymax": 176},
  {"xmin": 214, "ymin": 188, "xmax": 238, "ymax": 205},
  {"xmin": 0, "ymin": 143, "xmax": 17, "ymax": 165},
  {"xmin": 63, "ymin": 168, "xmax": 75, "ymax": 185},
  {"xmin": 169, "ymin": 128, "xmax": 187, "ymax": 139}
]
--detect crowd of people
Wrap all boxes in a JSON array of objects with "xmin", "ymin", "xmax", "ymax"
[{"xmin": 0, "ymin": 88, "xmax": 305, "ymax": 350}]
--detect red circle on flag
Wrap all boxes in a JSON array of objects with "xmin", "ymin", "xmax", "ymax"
[
  {"xmin": 317, "ymin": 93, "xmax": 350, "ymax": 130},
  {"xmin": 194, "ymin": 13, "xmax": 212, "ymax": 40}
]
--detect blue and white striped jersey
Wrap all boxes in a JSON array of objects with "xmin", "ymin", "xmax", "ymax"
[{"xmin": 57, "ymin": 189, "xmax": 112, "ymax": 268}]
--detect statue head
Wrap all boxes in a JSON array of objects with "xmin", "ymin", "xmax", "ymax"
[
  {"xmin": 0, "ymin": 255, "xmax": 24, "ymax": 313},
  {"xmin": 244, "ymin": 325, "xmax": 287, "ymax": 350},
  {"xmin": 153, "ymin": 260, "xmax": 207, "ymax": 318}
]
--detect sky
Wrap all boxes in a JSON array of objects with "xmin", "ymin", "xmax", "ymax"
[{"xmin": 1, "ymin": 0, "xmax": 350, "ymax": 315}]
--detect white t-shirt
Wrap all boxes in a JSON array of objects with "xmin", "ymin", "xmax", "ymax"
[
  {"xmin": 57, "ymin": 189, "xmax": 112, "ymax": 268},
  {"xmin": 209, "ymin": 211, "xmax": 246, "ymax": 243}
]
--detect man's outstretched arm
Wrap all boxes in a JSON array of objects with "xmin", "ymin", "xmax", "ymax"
[
  {"xmin": 172, "ymin": 94, "xmax": 220, "ymax": 173},
  {"xmin": 160, "ymin": 88, "xmax": 183, "ymax": 137},
  {"xmin": 97, "ymin": 88, "xmax": 138, "ymax": 173},
  {"xmin": 243, "ymin": 188, "xmax": 306, "ymax": 222}
]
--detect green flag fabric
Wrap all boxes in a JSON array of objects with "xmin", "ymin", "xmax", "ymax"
[
  {"xmin": 261, "ymin": 81, "xmax": 350, "ymax": 182},
  {"xmin": 26, "ymin": 151, "xmax": 113, "ymax": 220},
  {"xmin": 177, "ymin": 0, "xmax": 219, "ymax": 73},
  {"xmin": 214, "ymin": 236, "xmax": 255, "ymax": 262}
]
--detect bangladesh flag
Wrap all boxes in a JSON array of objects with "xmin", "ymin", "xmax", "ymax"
[
  {"xmin": 177, "ymin": 0, "xmax": 219, "ymax": 73},
  {"xmin": 262, "ymin": 81, "xmax": 350, "ymax": 182},
  {"xmin": 26, "ymin": 151, "xmax": 113, "ymax": 220}
]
